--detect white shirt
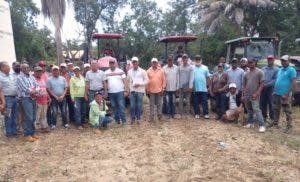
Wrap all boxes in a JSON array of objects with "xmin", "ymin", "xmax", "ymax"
[
  {"xmin": 104, "ymin": 68, "xmax": 126, "ymax": 93},
  {"xmin": 163, "ymin": 65, "xmax": 179, "ymax": 91},
  {"xmin": 229, "ymin": 94, "xmax": 238, "ymax": 110},
  {"xmin": 127, "ymin": 67, "xmax": 149, "ymax": 93},
  {"xmin": 85, "ymin": 70, "xmax": 105, "ymax": 91}
]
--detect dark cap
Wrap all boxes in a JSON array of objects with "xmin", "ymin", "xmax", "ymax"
[
  {"xmin": 231, "ymin": 58, "xmax": 238, "ymax": 63},
  {"xmin": 94, "ymin": 91, "xmax": 103, "ymax": 97},
  {"xmin": 194, "ymin": 55, "xmax": 201, "ymax": 60}
]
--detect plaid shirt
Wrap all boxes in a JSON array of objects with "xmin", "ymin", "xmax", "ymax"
[{"xmin": 16, "ymin": 72, "xmax": 40, "ymax": 98}]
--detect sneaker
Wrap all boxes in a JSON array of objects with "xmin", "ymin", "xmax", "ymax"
[
  {"xmin": 259, "ymin": 126, "xmax": 266, "ymax": 133},
  {"xmin": 204, "ymin": 115, "xmax": 210, "ymax": 119},
  {"xmin": 244, "ymin": 124, "xmax": 254, "ymax": 128},
  {"xmin": 41, "ymin": 128, "xmax": 50, "ymax": 133},
  {"xmin": 64, "ymin": 124, "xmax": 70, "ymax": 129},
  {"xmin": 195, "ymin": 115, "xmax": 200, "ymax": 119},
  {"xmin": 267, "ymin": 122, "xmax": 279, "ymax": 129},
  {"xmin": 77, "ymin": 126, "xmax": 83, "ymax": 130},
  {"xmin": 50, "ymin": 125, "xmax": 56, "ymax": 130},
  {"xmin": 31, "ymin": 134, "xmax": 40, "ymax": 139}
]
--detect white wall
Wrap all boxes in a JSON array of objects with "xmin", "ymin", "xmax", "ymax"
[{"xmin": 0, "ymin": 0, "xmax": 16, "ymax": 66}]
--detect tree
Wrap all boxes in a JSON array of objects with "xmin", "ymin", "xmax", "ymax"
[
  {"xmin": 198, "ymin": 0, "xmax": 277, "ymax": 35},
  {"xmin": 41, "ymin": 0, "xmax": 67, "ymax": 64},
  {"xmin": 9, "ymin": 0, "xmax": 56, "ymax": 65},
  {"xmin": 72, "ymin": 0, "xmax": 127, "ymax": 62}
]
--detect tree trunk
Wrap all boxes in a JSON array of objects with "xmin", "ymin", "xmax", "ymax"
[
  {"xmin": 296, "ymin": 0, "xmax": 300, "ymax": 36},
  {"xmin": 55, "ymin": 28, "xmax": 63, "ymax": 65}
]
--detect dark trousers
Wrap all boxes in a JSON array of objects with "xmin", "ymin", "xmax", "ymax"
[
  {"xmin": 65, "ymin": 95, "xmax": 75, "ymax": 122},
  {"xmin": 193, "ymin": 92, "xmax": 209, "ymax": 115},
  {"xmin": 215, "ymin": 92, "xmax": 226, "ymax": 117},
  {"xmin": 165, "ymin": 91, "xmax": 176, "ymax": 117},
  {"xmin": 260, "ymin": 87, "xmax": 274, "ymax": 120},
  {"xmin": 49, "ymin": 97, "xmax": 67, "ymax": 126}
]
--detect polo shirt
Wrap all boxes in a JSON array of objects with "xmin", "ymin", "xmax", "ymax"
[
  {"xmin": 194, "ymin": 65, "xmax": 209, "ymax": 92},
  {"xmin": 275, "ymin": 66, "xmax": 297, "ymax": 96}
]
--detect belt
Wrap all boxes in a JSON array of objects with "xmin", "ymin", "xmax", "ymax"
[{"xmin": 4, "ymin": 95, "xmax": 16, "ymax": 97}]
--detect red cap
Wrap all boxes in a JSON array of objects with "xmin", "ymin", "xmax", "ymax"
[
  {"xmin": 267, "ymin": 55, "xmax": 275, "ymax": 59},
  {"xmin": 38, "ymin": 60, "xmax": 46, "ymax": 66}
]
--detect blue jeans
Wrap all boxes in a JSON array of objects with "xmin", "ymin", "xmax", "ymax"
[
  {"xmin": 91, "ymin": 116, "xmax": 112, "ymax": 128},
  {"xmin": 215, "ymin": 92, "xmax": 226, "ymax": 117},
  {"xmin": 193, "ymin": 92, "xmax": 209, "ymax": 115},
  {"xmin": 165, "ymin": 91, "xmax": 176, "ymax": 117},
  {"xmin": 4, "ymin": 96, "xmax": 18, "ymax": 136},
  {"xmin": 49, "ymin": 97, "xmax": 67, "ymax": 126},
  {"xmin": 109, "ymin": 92, "xmax": 126, "ymax": 123},
  {"xmin": 260, "ymin": 87, "xmax": 274, "ymax": 120},
  {"xmin": 245, "ymin": 98, "xmax": 265, "ymax": 126},
  {"xmin": 74, "ymin": 97, "xmax": 86, "ymax": 126},
  {"xmin": 129, "ymin": 92, "xmax": 144, "ymax": 120},
  {"xmin": 21, "ymin": 97, "xmax": 37, "ymax": 136}
]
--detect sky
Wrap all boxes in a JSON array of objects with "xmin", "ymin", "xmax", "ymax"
[{"xmin": 34, "ymin": 0, "xmax": 168, "ymax": 42}]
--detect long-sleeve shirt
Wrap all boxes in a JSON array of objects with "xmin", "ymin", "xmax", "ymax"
[
  {"xmin": 70, "ymin": 75, "xmax": 85, "ymax": 99},
  {"xmin": 261, "ymin": 65, "xmax": 279, "ymax": 88},
  {"xmin": 163, "ymin": 65, "xmax": 179, "ymax": 91},
  {"xmin": 89, "ymin": 100, "xmax": 108, "ymax": 126},
  {"xmin": 127, "ymin": 67, "xmax": 149, "ymax": 93},
  {"xmin": 146, "ymin": 67, "xmax": 166, "ymax": 93},
  {"xmin": 16, "ymin": 72, "xmax": 40, "ymax": 98},
  {"xmin": 178, "ymin": 64, "xmax": 194, "ymax": 89}
]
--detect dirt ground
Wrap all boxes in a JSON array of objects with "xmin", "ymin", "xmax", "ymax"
[{"xmin": 0, "ymin": 106, "xmax": 299, "ymax": 182}]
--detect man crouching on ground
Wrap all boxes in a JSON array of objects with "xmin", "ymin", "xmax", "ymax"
[
  {"xmin": 89, "ymin": 92, "xmax": 112, "ymax": 134},
  {"xmin": 222, "ymin": 83, "xmax": 243, "ymax": 122}
]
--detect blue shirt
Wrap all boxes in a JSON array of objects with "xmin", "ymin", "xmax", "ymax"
[
  {"xmin": 194, "ymin": 65, "xmax": 209, "ymax": 92},
  {"xmin": 262, "ymin": 65, "xmax": 279, "ymax": 88},
  {"xmin": 226, "ymin": 67, "xmax": 244, "ymax": 91},
  {"xmin": 275, "ymin": 66, "xmax": 297, "ymax": 96},
  {"xmin": 47, "ymin": 76, "xmax": 67, "ymax": 97},
  {"xmin": 0, "ymin": 71, "xmax": 18, "ymax": 96},
  {"xmin": 16, "ymin": 72, "xmax": 40, "ymax": 98}
]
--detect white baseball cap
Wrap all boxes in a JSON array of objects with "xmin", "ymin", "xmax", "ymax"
[
  {"xmin": 229, "ymin": 83, "xmax": 237, "ymax": 89},
  {"xmin": 60, "ymin": 63, "xmax": 67, "ymax": 67},
  {"xmin": 151, "ymin": 58, "xmax": 158, "ymax": 63},
  {"xmin": 132, "ymin": 56, "xmax": 139, "ymax": 62},
  {"xmin": 83, "ymin": 63, "xmax": 90, "ymax": 68}
]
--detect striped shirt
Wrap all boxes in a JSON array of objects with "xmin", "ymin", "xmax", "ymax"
[{"xmin": 16, "ymin": 72, "xmax": 40, "ymax": 98}]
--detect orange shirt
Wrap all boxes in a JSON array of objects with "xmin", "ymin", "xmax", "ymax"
[{"xmin": 146, "ymin": 67, "xmax": 166, "ymax": 93}]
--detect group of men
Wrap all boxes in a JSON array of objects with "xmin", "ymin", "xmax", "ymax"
[{"xmin": 0, "ymin": 53, "xmax": 296, "ymax": 142}]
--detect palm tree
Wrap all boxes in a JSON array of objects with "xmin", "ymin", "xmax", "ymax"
[
  {"xmin": 41, "ymin": 0, "xmax": 67, "ymax": 64},
  {"xmin": 198, "ymin": 0, "xmax": 277, "ymax": 35}
]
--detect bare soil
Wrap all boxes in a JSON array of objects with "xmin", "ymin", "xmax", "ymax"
[{"xmin": 0, "ymin": 109, "xmax": 299, "ymax": 181}]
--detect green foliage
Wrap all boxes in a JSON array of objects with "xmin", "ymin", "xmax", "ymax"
[{"xmin": 9, "ymin": 0, "xmax": 56, "ymax": 65}]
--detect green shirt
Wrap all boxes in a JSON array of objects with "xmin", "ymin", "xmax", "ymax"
[
  {"xmin": 89, "ymin": 100, "xmax": 108, "ymax": 126},
  {"xmin": 70, "ymin": 75, "xmax": 85, "ymax": 99}
]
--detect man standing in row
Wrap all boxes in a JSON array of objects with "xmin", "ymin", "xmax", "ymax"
[
  {"xmin": 243, "ymin": 59, "xmax": 265, "ymax": 132},
  {"xmin": 163, "ymin": 56, "xmax": 179, "ymax": 119},
  {"xmin": 0, "ymin": 62, "xmax": 18, "ymax": 138},
  {"xmin": 104, "ymin": 58, "xmax": 128, "ymax": 124},
  {"xmin": 146, "ymin": 58, "xmax": 166, "ymax": 122},
  {"xmin": 47, "ymin": 66, "xmax": 69, "ymax": 129},
  {"xmin": 127, "ymin": 57, "xmax": 149, "ymax": 124},
  {"xmin": 17, "ymin": 63, "xmax": 40, "ymax": 142},
  {"xmin": 270, "ymin": 55, "xmax": 296, "ymax": 133},
  {"xmin": 193, "ymin": 55, "xmax": 210, "ymax": 119},
  {"xmin": 178, "ymin": 54, "xmax": 194, "ymax": 117},
  {"xmin": 260, "ymin": 55, "xmax": 278, "ymax": 123}
]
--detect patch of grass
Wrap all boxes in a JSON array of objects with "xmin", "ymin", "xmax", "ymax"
[
  {"xmin": 39, "ymin": 164, "xmax": 53, "ymax": 177},
  {"xmin": 263, "ymin": 131, "xmax": 300, "ymax": 151}
]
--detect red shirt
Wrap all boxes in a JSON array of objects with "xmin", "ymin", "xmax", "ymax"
[{"xmin": 36, "ymin": 78, "xmax": 48, "ymax": 105}]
